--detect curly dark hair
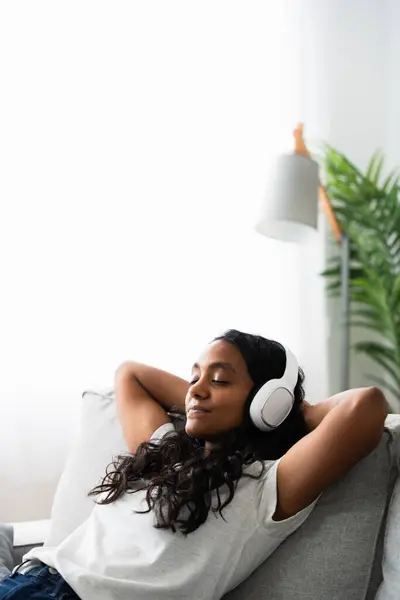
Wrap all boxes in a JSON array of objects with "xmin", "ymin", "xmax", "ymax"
[{"xmin": 87, "ymin": 329, "xmax": 308, "ymax": 534}]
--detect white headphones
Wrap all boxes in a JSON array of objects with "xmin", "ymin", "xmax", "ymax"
[{"xmin": 249, "ymin": 345, "xmax": 298, "ymax": 432}]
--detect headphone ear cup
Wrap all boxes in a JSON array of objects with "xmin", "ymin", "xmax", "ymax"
[
  {"xmin": 249, "ymin": 380, "xmax": 295, "ymax": 432},
  {"xmin": 261, "ymin": 388, "xmax": 294, "ymax": 428}
]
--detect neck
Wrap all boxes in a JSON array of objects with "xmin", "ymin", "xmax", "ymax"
[{"xmin": 204, "ymin": 442, "xmax": 213, "ymax": 457}]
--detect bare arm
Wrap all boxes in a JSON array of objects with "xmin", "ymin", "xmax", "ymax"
[
  {"xmin": 300, "ymin": 387, "xmax": 372, "ymax": 431},
  {"xmin": 115, "ymin": 361, "xmax": 189, "ymax": 453},
  {"xmin": 117, "ymin": 361, "xmax": 189, "ymax": 412},
  {"xmin": 274, "ymin": 386, "xmax": 389, "ymax": 520}
]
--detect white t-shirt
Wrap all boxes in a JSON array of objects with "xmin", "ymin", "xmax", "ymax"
[{"xmin": 24, "ymin": 422, "xmax": 318, "ymax": 600}]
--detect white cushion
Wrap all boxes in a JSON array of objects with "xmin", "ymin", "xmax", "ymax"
[
  {"xmin": 0, "ymin": 524, "xmax": 14, "ymax": 579},
  {"xmin": 375, "ymin": 414, "xmax": 400, "ymax": 600},
  {"xmin": 44, "ymin": 388, "xmax": 128, "ymax": 547}
]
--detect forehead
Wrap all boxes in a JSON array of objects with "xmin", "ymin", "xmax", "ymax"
[{"xmin": 194, "ymin": 340, "xmax": 245, "ymax": 371}]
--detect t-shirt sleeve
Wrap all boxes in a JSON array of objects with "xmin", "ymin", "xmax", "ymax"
[
  {"xmin": 257, "ymin": 458, "xmax": 320, "ymax": 538},
  {"xmin": 150, "ymin": 421, "xmax": 176, "ymax": 442}
]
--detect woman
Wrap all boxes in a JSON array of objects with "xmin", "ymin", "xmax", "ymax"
[{"xmin": 1, "ymin": 329, "xmax": 388, "ymax": 600}]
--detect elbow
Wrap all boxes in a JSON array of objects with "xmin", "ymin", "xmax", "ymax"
[
  {"xmin": 361, "ymin": 386, "xmax": 389, "ymax": 416},
  {"xmin": 355, "ymin": 386, "xmax": 389, "ymax": 446},
  {"xmin": 115, "ymin": 361, "xmax": 138, "ymax": 380}
]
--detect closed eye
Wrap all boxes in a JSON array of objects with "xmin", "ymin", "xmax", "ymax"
[{"xmin": 189, "ymin": 380, "xmax": 229, "ymax": 386}]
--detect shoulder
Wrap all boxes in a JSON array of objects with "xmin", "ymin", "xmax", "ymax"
[{"xmin": 255, "ymin": 458, "xmax": 319, "ymax": 537}]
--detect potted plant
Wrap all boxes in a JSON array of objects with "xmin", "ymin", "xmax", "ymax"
[{"xmin": 321, "ymin": 146, "xmax": 400, "ymax": 408}]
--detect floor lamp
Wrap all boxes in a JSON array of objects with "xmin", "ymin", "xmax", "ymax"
[{"xmin": 254, "ymin": 123, "xmax": 350, "ymax": 391}]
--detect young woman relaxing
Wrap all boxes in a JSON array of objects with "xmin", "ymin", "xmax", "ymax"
[{"xmin": 1, "ymin": 329, "xmax": 388, "ymax": 600}]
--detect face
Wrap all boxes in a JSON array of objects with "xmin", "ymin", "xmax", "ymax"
[{"xmin": 185, "ymin": 340, "xmax": 254, "ymax": 441}]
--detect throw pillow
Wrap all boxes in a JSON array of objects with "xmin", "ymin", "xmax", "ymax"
[
  {"xmin": 375, "ymin": 416, "xmax": 400, "ymax": 600},
  {"xmin": 44, "ymin": 388, "xmax": 128, "ymax": 546}
]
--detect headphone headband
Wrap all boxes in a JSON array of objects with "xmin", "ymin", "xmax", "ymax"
[{"xmin": 281, "ymin": 344, "xmax": 298, "ymax": 390}]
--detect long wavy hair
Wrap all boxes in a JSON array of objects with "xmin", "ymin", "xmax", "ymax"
[{"xmin": 88, "ymin": 329, "xmax": 308, "ymax": 534}]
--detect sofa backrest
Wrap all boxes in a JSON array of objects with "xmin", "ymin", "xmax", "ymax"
[{"xmin": 224, "ymin": 426, "xmax": 398, "ymax": 600}]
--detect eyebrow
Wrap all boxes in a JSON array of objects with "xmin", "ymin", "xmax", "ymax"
[{"xmin": 191, "ymin": 361, "xmax": 237, "ymax": 374}]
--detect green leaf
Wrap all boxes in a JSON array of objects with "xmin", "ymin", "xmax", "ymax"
[
  {"xmin": 382, "ymin": 169, "xmax": 400, "ymax": 194},
  {"xmin": 392, "ymin": 275, "xmax": 400, "ymax": 305},
  {"xmin": 320, "ymin": 267, "xmax": 340, "ymax": 279},
  {"xmin": 366, "ymin": 150, "xmax": 385, "ymax": 186},
  {"xmin": 353, "ymin": 341, "xmax": 396, "ymax": 361},
  {"xmin": 350, "ymin": 279, "xmax": 388, "ymax": 312},
  {"xmin": 328, "ymin": 180, "xmax": 362, "ymax": 203},
  {"xmin": 349, "ymin": 320, "xmax": 391, "ymax": 336},
  {"xmin": 350, "ymin": 307, "xmax": 391, "ymax": 333},
  {"xmin": 323, "ymin": 145, "xmax": 364, "ymax": 181},
  {"xmin": 353, "ymin": 341, "xmax": 400, "ymax": 387},
  {"xmin": 322, "ymin": 143, "xmax": 400, "ymax": 390}
]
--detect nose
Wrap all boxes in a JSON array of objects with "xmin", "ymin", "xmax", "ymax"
[{"xmin": 190, "ymin": 378, "xmax": 209, "ymax": 400}]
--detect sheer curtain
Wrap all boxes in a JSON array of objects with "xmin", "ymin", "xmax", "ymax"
[{"xmin": 0, "ymin": 0, "xmax": 328, "ymax": 522}]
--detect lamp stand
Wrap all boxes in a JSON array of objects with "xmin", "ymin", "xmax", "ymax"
[{"xmin": 340, "ymin": 233, "xmax": 350, "ymax": 391}]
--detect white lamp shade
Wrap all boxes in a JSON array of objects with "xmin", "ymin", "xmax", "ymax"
[{"xmin": 255, "ymin": 153, "xmax": 320, "ymax": 243}]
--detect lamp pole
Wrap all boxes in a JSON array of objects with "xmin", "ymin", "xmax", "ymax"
[{"xmin": 340, "ymin": 233, "xmax": 350, "ymax": 391}]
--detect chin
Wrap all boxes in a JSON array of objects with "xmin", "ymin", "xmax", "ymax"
[
  {"xmin": 185, "ymin": 422, "xmax": 228, "ymax": 441},
  {"xmin": 185, "ymin": 423, "xmax": 204, "ymax": 438},
  {"xmin": 185, "ymin": 421, "xmax": 213, "ymax": 439}
]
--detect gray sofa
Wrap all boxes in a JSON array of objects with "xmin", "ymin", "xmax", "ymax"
[{"xmin": 2, "ymin": 415, "xmax": 400, "ymax": 600}]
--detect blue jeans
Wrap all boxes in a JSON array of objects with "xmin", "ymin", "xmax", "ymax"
[{"xmin": 0, "ymin": 561, "xmax": 80, "ymax": 599}]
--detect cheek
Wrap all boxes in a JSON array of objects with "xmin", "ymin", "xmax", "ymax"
[{"xmin": 219, "ymin": 389, "xmax": 249, "ymax": 419}]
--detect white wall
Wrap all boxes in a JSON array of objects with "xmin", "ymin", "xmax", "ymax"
[
  {"xmin": 298, "ymin": 0, "xmax": 399, "ymax": 402},
  {"xmin": 0, "ymin": 1, "xmax": 323, "ymax": 522},
  {"xmin": 3, "ymin": 0, "xmax": 397, "ymax": 523}
]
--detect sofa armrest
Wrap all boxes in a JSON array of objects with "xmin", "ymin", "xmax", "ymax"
[
  {"xmin": 7, "ymin": 520, "xmax": 49, "ymax": 568},
  {"xmin": 10, "ymin": 520, "xmax": 50, "ymax": 548}
]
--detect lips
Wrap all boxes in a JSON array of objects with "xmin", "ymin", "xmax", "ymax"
[{"xmin": 188, "ymin": 406, "xmax": 211, "ymax": 414}]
